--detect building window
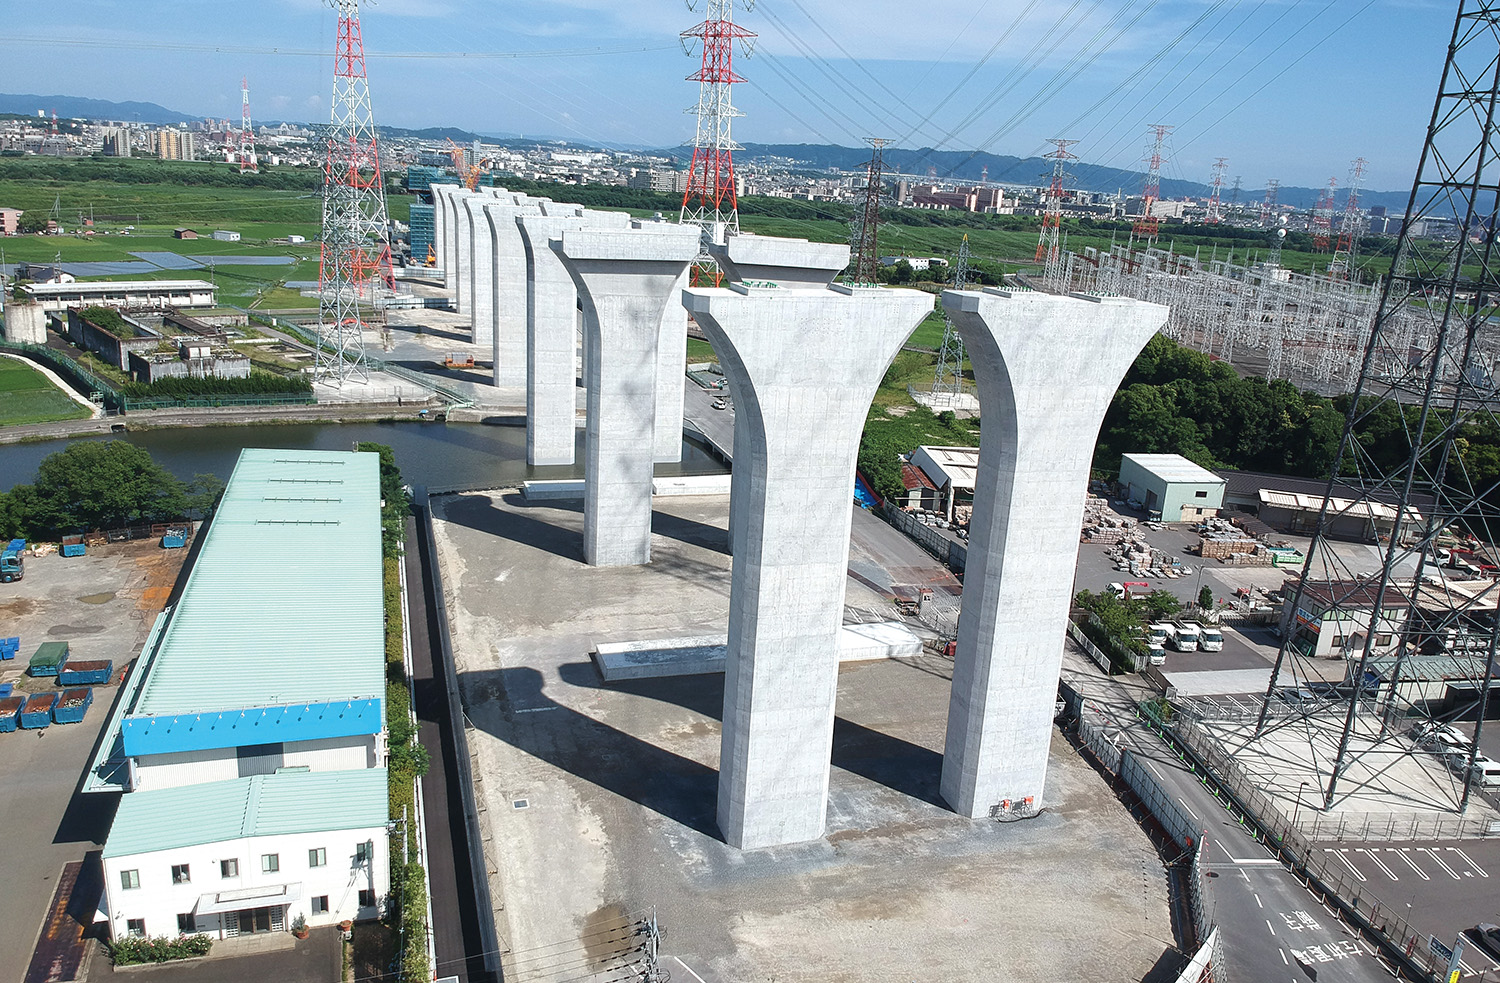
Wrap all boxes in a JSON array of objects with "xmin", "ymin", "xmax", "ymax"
[
  {"xmin": 171, "ymin": 864, "xmax": 191, "ymax": 884},
  {"xmin": 221, "ymin": 859, "xmax": 239, "ymax": 878},
  {"xmin": 309, "ymin": 848, "xmax": 326, "ymax": 868},
  {"xmin": 358, "ymin": 889, "xmax": 375, "ymax": 908},
  {"xmin": 126, "ymin": 918, "xmax": 146, "ymax": 938},
  {"xmin": 120, "ymin": 869, "xmax": 140, "ymax": 891},
  {"xmin": 312, "ymin": 896, "xmax": 329, "ymax": 915},
  {"xmin": 261, "ymin": 853, "xmax": 279, "ymax": 874},
  {"xmin": 1376, "ymin": 634, "xmax": 1393, "ymax": 646},
  {"xmin": 355, "ymin": 842, "xmax": 372, "ymax": 864},
  {"xmin": 1195, "ymin": 490, "xmax": 1208, "ymax": 498},
  {"xmin": 178, "ymin": 913, "xmax": 195, "ymax": 934}
]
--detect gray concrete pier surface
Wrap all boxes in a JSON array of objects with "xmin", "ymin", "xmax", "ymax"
[
  {"xmin": 554, "ymin": 222, "xmax": 701, "ymax": 567},
  {"xmin": 448, "ymin": 188, "xmax": 478, "ymax": 312},
  {"xmin": 685, "ymin": 236, "xmax": 934, "ymax": 850},
  {"xmin": 462, "ymin": 192, "xmax": 500, "ymax": 342},
  {"xmin": 517, "ymin": 206, "xmax": 630, "ymax": 466},
  {"xmin": 481, "ymin": 194, "xmax": 544, "ymax": 386},
  {"xmin": 938, "ymin": 287, "xmax": 1168, "ymax": 819}
]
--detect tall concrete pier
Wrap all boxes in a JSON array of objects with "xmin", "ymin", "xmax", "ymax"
[
  {"xmin": 448, "ymin": 189, "xmax": 478, "ymax": 313},
  {"xmin": 684, "ymin": 239, "xmax": 933, "ymax": 849},
  {"xmin": 516, "ymin": 206, "xmax": 630, "ymax": 465},
  {"xmin": 463, "ymin": 193, "xmax": 509, "ymax": 344},
  {"xmin": 481, "ymin": 196, "xmax": 543, "ymax": 385},
  {"xmin": 554, "ymin": 224, "xmax": 701, "ymax": 567},
  {"xmin": 938, "ymin": 288, "xmax": 1165, "ymax": 819},
  {"xmin": 432, "ymin": 183, "xmax": 448, "ymax": 279}
]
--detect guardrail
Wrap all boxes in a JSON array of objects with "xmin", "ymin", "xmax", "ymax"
[{"xmin": 0, "ymin": 339, "xmax": 122, "ymax": 410}]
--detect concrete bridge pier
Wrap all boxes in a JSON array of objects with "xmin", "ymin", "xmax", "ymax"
[
  {"xmin": 432, "ymin": 184, "xmax": 449, "ymax": 283},
  {"xmin": 517, "ymin": 206, "xmax": 630, "ymax": 465},
  {"xmin": 684, "ymin": 238, "xmax": 933, "ymax": 850},
  {"xmin": 481, "ymin": 196, "xmax": 544, "ymax": 386},
  {"xmin": 937, "ymin": 288, "xmax": 1167, "ymax": 820},
  {"xmin": 555, "ymin": 224, "xmax": 701, "ymax": 567}
]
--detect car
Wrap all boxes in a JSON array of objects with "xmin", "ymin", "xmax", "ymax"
[
  {"xmin": 1470, "ymin": 923, "xmax": 1500, "ymax": 960},
  {"xmin": 1276, "ymin": 687, "xmax": 1319, "ymax": 707}
]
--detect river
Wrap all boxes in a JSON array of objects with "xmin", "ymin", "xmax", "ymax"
[{"xmin": 0, "ymin": 421, "xmax": 727, "ymax": 493}]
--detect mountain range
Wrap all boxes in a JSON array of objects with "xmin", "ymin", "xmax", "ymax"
[{"xmin": 3, "ymin": 93, "xmax": 1410, "ymax": 213}]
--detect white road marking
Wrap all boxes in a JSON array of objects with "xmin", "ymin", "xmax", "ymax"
[
  {"xmin": 1177, "ymin": 797, "xmax": 1201, "ymax": 822},
  {"xmin": 673, "ymin": 957, "xmax": 709, "ymax": 983},
  {"xmin": 1419, "ymin": 847, "xmax": 1462, "ymax": 880},
  {"xmin": 1357, "ymin": 848, "xmax": 1398, "ymax": 881},
  {"xmin": 1449, "ymin": 846, "xmax": 1488, "ymax": 878},
  {"xmin": 513, "ymin": 706, "xmax": 559, "ymax": 713},
  {"xmin": 1255, "ymin": 893, "xmax": 1263, "ymax": 908},
  {"xmin": 1391, "ymin": 849, "xmax": 1430, "ymax": 880},
  {"xmin": 1279, "ymin": 948, "xmax": 1288, "ymax": 965},
  {"xmin": 1328, "ymin": 849, "xmax": 1367, "ymax": 881},
  {"xmin": 1147, "ymin": 761, "xmax": 1166, "ymax": 780},
  {"xmin": 1266, "ymin": 919, "xmax": 1276, "ymax": 936}
]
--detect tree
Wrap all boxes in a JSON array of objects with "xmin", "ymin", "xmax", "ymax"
[
  {"xmin": 1140, "ymin": 589, "xmax": 1183, "ymax": 621},
  {"xmin": 27, "ymin": 441, "xmax": 187, "ymax": 533},
  {"xmin": 889, "ymin": 259, "xmax": 914, "ymax": 284},
  {"xmin": 1198, "ymin": 585, "xmax": 1214, "ymax": 611}
]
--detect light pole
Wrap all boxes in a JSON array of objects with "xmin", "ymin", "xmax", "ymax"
[{"xmin": 1292, "ymin": 780, "xmax": 1311, "ymax": 828}]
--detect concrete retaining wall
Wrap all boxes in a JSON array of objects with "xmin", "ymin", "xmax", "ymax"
[{"xmin": 593, "ymin": 621, "xmax": 924, "ymax": 681}]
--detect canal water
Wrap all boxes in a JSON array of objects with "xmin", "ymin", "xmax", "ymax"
[{"xmin": 0, "ymin": 421, "xmax": 727, "ymax": 493}]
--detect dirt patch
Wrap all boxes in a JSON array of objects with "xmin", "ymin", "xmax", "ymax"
[
  {"xmin": 580, "ymin": 903, "xmax": 637, "ymax": 967},
  {"xmin": 76, "ymin": 593, "xmax": 115, "ymax": 605},
  {"xmin": 47, "ymin": 625, "xmax": 105, "ymax": 637},
  {"xmin": 0, "ymin": 598, "xmax": 39, "ymax": 618}
]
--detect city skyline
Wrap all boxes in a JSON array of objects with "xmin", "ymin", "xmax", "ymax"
[{"xmin": 0, "ymin": 0, "xmax": 1460, "ymax": 191}]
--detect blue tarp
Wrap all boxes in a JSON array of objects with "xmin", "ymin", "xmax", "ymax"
[{"xmin": 121, "ymin": 698, "xmax": 382, "ymax": 755}]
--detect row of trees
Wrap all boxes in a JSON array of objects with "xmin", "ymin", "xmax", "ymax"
[
  {"xmin": 120, "ymin": 372, "xmax": 314, "ymax": 400},
  {"xmin": 0, "ymin": 442, "xmax": 221, "ymax": 539}
]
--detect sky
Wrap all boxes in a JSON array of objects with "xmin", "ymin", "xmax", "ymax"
[{"xmin": 0, "ymin": 0, "xmax": 1461, "ymax": 192}]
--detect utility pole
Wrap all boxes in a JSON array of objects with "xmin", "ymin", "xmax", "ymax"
[
  {"xmin": 849, "ymin": 137, "xmax": 889, "ymax": 284},
  {"xmin": 317, "ymin": 0, "xmax": 393, "ymax": 386},
  {"xmin": 679, "ymin": 0, "xmax": 755, "ymax": 286}
]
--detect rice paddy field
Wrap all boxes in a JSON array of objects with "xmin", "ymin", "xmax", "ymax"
[{"xmin": 0, "ymin": 355, "xmax": 92, "ymax": 426}]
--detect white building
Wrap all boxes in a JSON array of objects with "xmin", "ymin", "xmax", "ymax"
[
  {"xmin": 88, "ymin": 448, "xmax": 391, "ymax": 941},
  {"xmin": 212, "ymin": 230, "xmax": 242, "ymax": 242},
  {"xmin": 22, "ymin": 279, "xmax": 217, "ymax": 313},
  {"xmin": 910, "ymin": 445, "xmax": 979, "ymax": 520},
  {"xmin": 102, "ymin": 769, "xmax": 389, "ymax": 941}
]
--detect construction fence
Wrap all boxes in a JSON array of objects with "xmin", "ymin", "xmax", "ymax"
[{"xmin": 880, "ymin": 506, "xmax": 968, "ymax": 573}]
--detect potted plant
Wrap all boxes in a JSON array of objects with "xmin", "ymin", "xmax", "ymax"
[
  {"xmin": 291, "ymin": 913, "xmax": 308, "ymax": 940},
  {"xmin": 338, "ymin": 919, "xmax": 353, "ymax": 933}
]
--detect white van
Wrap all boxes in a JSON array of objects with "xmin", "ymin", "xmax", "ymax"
[
  {"xmin": 1199, "ymin": 625, "xmax": 1224, "ymax": 652},
  {"xmin": 1470, "ymin": 760, "xmax": 1500, "ymax": 787},
  {"xmin": 1147, "ymin": 641, "xmax": 1166, "ymax": 666},
  {"xmin": 1168, "ymin": 621, "xmax": 1201, "ymax": 652}
]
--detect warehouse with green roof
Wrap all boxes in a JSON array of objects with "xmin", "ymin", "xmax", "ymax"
[{"xmin": 93, "ymin": 448, "xmax": 393, "ymax": 942}]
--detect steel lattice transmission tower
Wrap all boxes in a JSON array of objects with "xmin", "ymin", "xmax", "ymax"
[
  {"xmin": 849, "ymin": 137, "xmax": 889, "ymax": 284},
  {"xmin": 1329, "ymin": 156, "xmax": 1369, "ymax": 279},
  {"xmin": 238, "ymin": 77, "xmax": 258, "ymax": 174},
  {"xmin": 1206, "ymin": 156, "xmax": 1229, "ymax": 224},
  {"xmin": 680, "ymin": 0, "xmax": 755, "ymax": 283},
  {"xmin": 1260, "ymin": 178, "xmax": 1280, "ymax": 227},
  {"xmin": 932, "ymin": 235, "xmax": 972, "ymax": 401},
  {"xmin": 1034, "ymin": 138, "xmax": 1078, "ymax": 275},
  {"xmin": 317, "ymin": 0, "xmax": 393, "ymax": 386},
  {"xmin": 1311, "ymin": 177, "xmax": 1338, "ymax": 252},
  {"xmin": 1131, "ymin": 124, "xmax": 1172, "ymax": 246},
  {"xmin": 1257, "ymin": 0, "xmax": 1500, "ymax": 815}
]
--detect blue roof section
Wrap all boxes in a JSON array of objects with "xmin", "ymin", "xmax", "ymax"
[
  {"xmin": 103, "ymin": 768, "xmax": 388, "ymax": 859},
  {"xmin": 121, "ymin": 699, "xmax": 383, "ymax": 756}
]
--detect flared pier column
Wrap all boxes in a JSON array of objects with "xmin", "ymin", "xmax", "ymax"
[
  {"xmin": 517, "ymin": 206, "xmax": 630, "ymax": 465},
  {"xmin": 432, "ymin": 184, "xmax": 449, "ymax": 281},
  {"xmin": 437, "ymin": 185, "xmax": 462, "ymax": 295},
  {"xmin": 463, "ymin": 193, "xmax": 510, "ymax": 345},
  {"xmin": 481, "ymin": 196, "xmax": 543, "ymax": 383},
  {"xmin": 938, "ymin": 288, "xmax": 1166, "ymax": 819},
  {"xmin": 449, "ymin": 189, "xmax": 479, "ymax": 313},
  {"xmin": 554, "ymin": 224, "xmax": 701, "ymax": 567},
  {"xmin": 684, "ymin": 244, "xmax": 933, "ymax": 850}
]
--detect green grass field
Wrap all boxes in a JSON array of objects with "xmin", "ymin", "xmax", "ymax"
[{"xmin": 0, "ymin": 356, "xmax": 92, "ymax": 426}]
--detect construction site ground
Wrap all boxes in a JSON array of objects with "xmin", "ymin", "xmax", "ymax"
[
  {"xmin": 431, "ymin": 490, "xmax": 1175, "ymax": 983},
  {"xmin": 0, "ymin": 542, "xmax": 186, "ymax": 983}
]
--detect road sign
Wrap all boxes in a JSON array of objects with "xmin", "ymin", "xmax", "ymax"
[{"xmin": 1430, "ymin": 936, "xmax": 1453, "ymax": 961}]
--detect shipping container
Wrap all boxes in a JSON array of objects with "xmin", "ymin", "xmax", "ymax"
[
  {"xmin": 60, "ymin": 535, "xmax": 86, "ymax": 558},
  {"xmin": 52, "ymin": 688, "xmax": 93, "ymax": 724},
  {"xmin": 20, "ymin": 692, "xmax": 58, "ymax": 728},
  {"xmin": 58, "ymin": 660, "xmax": 113, "ymax": 686},
  {"xmin": 0, "ymin": 695, "xmax": 21, "ymax": 732},
  {"xmin": 0, "ymin": 682, "xmax": 10, "ymax": 699},
  {"xmin": 28, "ymin": 641, "xmax": 69, "ymax": 677}
]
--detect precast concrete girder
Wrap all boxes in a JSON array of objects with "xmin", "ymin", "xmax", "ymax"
[
  {"xmin": 685, "ymin": 241, "xmax": 933, "ymax": 850},
  {"xmin": 517, "ymin": 206, "xmax": 631, "ymax": 465},
  {"xmin": 554, "ymin": 223, "xmax": 701, "ymax": 567},
  {"xmin": 480, "ymin": 196, "xmax": 543, "ymax": 385},
  {"xmin": 937, "ymin": 288, "xmax": 1166, "ymax": 819}
]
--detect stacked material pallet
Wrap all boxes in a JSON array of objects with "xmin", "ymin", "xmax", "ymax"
[
  {"xmin": 1199, "ymin": 516, "xmax": 1262, "ymax": 559},
  {"xmin": 1082, "ymin": 496, "xmax": 1136, "ymax": 544}
]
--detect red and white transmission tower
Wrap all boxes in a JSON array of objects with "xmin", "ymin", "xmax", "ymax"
[
  {"xmin": 1132, "ymin": 124, "xmax": 1172, "ymax": 245},
  {"xmin": 680, "ymin": 0, "xmax": 755, "ymax": 283},
  {"xmin": 1329, "ymin": 156, "xmax": 1367, "ymax": 279},
  {"xmin": 1311, "ymin": 177, "xmax": 1337, "ymax": 252},
  {"xmin": 1260, "ymin": 178, "xmax": 1280, "ymax": 226},
  {"xmin": 239, "ymin": 77, "xmax": 259, "ymax": 174},
  {"xmin": 1034, "ymin": 138, "xmax": 1078, "ymax": 277},
  {"xmin": 1206, "ymin": 156, "xmax": 1229, "ymax": 224},
  {"xmin": 317, "ymin": 0, "xmax": 394, "ymax": 386}
]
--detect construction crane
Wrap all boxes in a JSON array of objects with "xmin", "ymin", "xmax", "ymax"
[{"xmin": 444, "ymin": 139, "xmax": 486, "ymax": 190}]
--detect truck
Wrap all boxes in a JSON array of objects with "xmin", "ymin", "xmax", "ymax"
[
  {"xmin": 52, "ymin": 688, "xmax": 93, "ymax": 725},
  {"xmin": 1168, "ymin": 621, "xmax": 1201, "ymax": 652},
  {"xmin": 27, "ymin": 641, "xmax": 69, "ymax": 678},
  {"xmin": 1198, "ymin": 624, "xmax": 1225, "ymax": 652},
  {"xmin": 0, "ymin": 545, "xmax": 21, "ymax": 583},
  {"xmin": 59, "ymin": 659, "xmax": 113, "ymax": 686},
  {"xmin": 19, "ymin": 692, "xmax": 58, "ymax": 729},
  {"xmin": 60, "ymin": 534, "xmax": 86, "ymax": 558}
]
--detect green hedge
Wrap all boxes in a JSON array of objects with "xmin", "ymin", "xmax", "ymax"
[
  {"xmin": 120, "ymin": 371, "xmax": 313, "ymax": 399},
  {"xmin": 110, "ymin": 934, "xmax": 213, "ymax": 965}
]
